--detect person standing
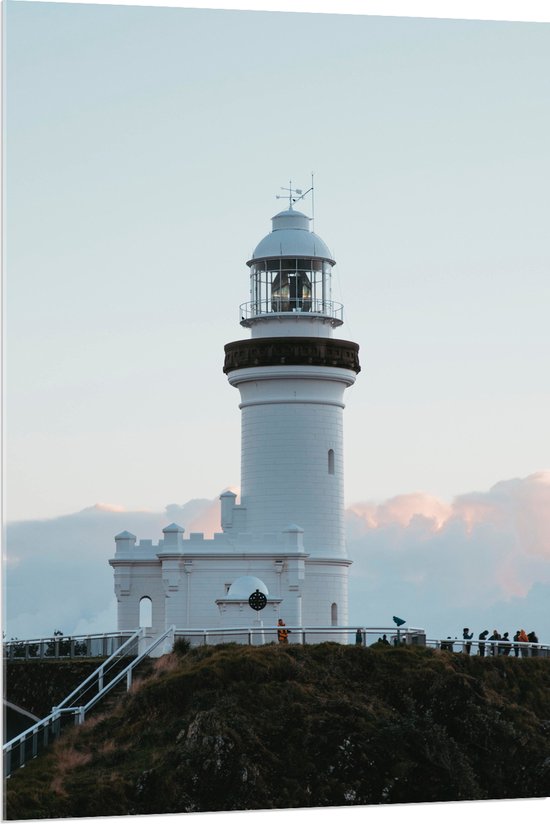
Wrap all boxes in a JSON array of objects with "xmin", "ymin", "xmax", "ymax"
[
  {"xmin": 517, "ymin": 628, "xmax": 529, "ymax": 657},
  {"xmin": 501, "ymin": 632, "xmax": 511, "ymax": 656},
  {"xmin": 277, "ymin": 618, "xmax": 289, "ymax": 645},
  {"xmin": 463, "ymin": 628, "xmax": 474, "ymax": 655},
  {"xmin": 528, "ymin": 630, "xmax": 539, "ymax": 657},
  {"xmin": 513, "ymin": 630, "xmax": 521, "ymax": 657},
  {"xmin": 478, "ymin": 629, "xmax": 489, "ymax": 657},
  {"xmin": 488, "ymin": 629, "xmax": 501, "ymax": 656}
]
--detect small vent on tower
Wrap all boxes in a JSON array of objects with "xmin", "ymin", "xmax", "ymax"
[
  {"xmin": 328, "ymin": 449, "xmax": 335, "ymax": 475},
  {"xmin": 331, "ymin": 602, "xmax": 338, "ymax": 626}
]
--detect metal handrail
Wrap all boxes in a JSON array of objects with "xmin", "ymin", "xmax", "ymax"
[
  {"xmin": 240, "ymin": 298, "xmax": 344, "ymax": 322},
  {"xmin": 3, "ymin": 631, "xmax": 132, "ymax": 647},
  {"xmin": 80, "ymin": 626, "xmax": 175, "ymax": 717},
  {"xmin": 55, "ymin": 628, "xmax": 142, "ymax": 710},
  {"xmin": 425, "ymin": 637, "xmax": 548, "ymax": 656},
  {"xmin": 172, "ymin": 626, "xmax": 549, "ymax": 654},
  {"xmin": 3, "ymin": 631, "xmax": 135, "ymax": 660},
  {"xmin": 3, "ymin": 627, "xmax": 174, "ymax": 778},
  {"xmin": 174, "ymin": 625, "xmax": 427, "ymax": 647}
]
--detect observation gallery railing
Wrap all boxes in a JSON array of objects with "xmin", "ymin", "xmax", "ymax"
[{"xmin": 239, "ymin": 298, "xmax": 344, "ymax": 322}]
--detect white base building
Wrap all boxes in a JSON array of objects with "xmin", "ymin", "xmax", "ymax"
[{"xmin": 110, "ymin": 193, "xmax": 360, "ymax": 640}]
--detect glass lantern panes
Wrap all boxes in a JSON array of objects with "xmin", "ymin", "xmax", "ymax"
[{"xmin": 250, "ymin": 258, "xmax": 332, "ymax": 316}]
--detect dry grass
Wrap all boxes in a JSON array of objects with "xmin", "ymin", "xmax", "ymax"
[
  {"xmin": 50, "ymin": 744, "xmax": 93, "ymax": 796},
  {"xmin": 128, "ymin": 676, "xmax": 145, "ymax": 694},
  {"xmin": 152, "ymin": 653, "xmax": 181, "ymax": 676},
  {"xmin": 98, "ymin": 739, "xmax": 117, "ymax": 755},
  {"xmin": 81, "ymin": 711, "xmax": 109, "ymax": 730}
]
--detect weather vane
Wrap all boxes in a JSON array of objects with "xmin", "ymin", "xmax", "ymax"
[{"xmin": 276, "ymin": 173, "xmax": 315, "ymax": 227}]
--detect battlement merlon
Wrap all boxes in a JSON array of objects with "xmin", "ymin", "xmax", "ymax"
[{"xmin": 220, "ymin": 490, "xmax": 247, "ymax": 532}]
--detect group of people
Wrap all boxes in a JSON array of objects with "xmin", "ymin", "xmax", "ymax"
[
  {"xmin": 461, "ymin": 627, "xmax": 540, "ymax": 657},
  {"xmin": 277, "ymin": 618, "xmax": 540, "ymax": 655}
]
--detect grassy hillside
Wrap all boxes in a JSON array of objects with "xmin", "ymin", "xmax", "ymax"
[{"xmin": 5, "ymin": 642, "xmax": 550, "ymax": 818}]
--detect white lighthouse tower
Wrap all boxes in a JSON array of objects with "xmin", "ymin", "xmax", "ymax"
[
  {"xmin": 223, "ymin": 190, "xmax": 361, "ymax": 627},
  {"xmin": 110, "ymin": 189, "xmax": 360, "ymax": 638}
]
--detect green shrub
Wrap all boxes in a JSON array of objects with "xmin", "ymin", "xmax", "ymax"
[{"xmin": 172, "ymin": 638, "xmax": 191, "ymax": 657}]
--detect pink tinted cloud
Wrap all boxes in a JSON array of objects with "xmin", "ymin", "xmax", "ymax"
[
  {"xmin": 347, "ymin": 472, "xmax": 550, "ymax": 601},
  {"xmin": 349, "ymin": 493, "xmax": 452, "ymax": 531},
  {"xmin": 349, "ymin": 472, "xmax": 550, "ymax": 550},
  {"xmin": 453, "ymin": 472, "xmax": 550, "ymax": 559}
]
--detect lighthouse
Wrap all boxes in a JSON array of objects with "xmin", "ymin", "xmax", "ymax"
[
  {"xmin": 223, "ymin": 190, "xmax": 360, "ymax": 626},
  {"xmin": 110, "ymin": 189, "xmax": 360, "ymax": 638}
]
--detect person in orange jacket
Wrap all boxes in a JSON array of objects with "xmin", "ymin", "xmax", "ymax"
[
  {"xmin": 517, "ymin": 628, "xmax": 529, "ymax": 657},
  {"xmin": 277, "ymin": 618, "xmax": 289, "ymax": 644}
]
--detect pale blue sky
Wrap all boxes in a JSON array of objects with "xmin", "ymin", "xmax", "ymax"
[{"xmin": 5, "ymin": 1, "xmax": 550, "ymax": 521}]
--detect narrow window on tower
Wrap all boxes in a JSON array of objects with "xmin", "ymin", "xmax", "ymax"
[
  {"xmin": 331, "ymin": 602, "xmax": 338, "ymax": 626},
  {"xmin": 139, "ymin": 596, "xmax": 153, "ymax": 628},
  {"xmin": 328, "ymin": 449, "xmax": 335, "ymax": 475}
]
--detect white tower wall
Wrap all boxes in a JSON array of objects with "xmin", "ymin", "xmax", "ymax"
[
  {"xmin": 229, "ymin": 365, "xmax": 356, "ymax": 557},
  {"xmin": 302, "ymin": 561, "xmax": 350, "ymax": 628}
]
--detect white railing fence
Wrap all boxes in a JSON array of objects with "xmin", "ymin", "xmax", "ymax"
[
  {"xmin": 172, "ymin": 626, "xmax": 549, "ymax": 656},
  {"xmin": 425, "ymin": 637, "xmax": 549, "ymax": 657},
  {"xmin": 3, "ymin": 631, "xmax": 136, "ymax": 661},
  {"xmin": 6, "ymin": 626, "xmax": 546, "ymax": 661},
  {"xmin": 173, "ymin": 625, "xmax": 426, "ymax": 647}
]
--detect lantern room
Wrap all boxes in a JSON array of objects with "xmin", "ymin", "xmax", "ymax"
[{"xmin": 240, "ymin": 205, "xmax": 343, "ymax": 328}]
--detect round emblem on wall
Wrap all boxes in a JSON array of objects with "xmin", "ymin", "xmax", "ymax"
[{"xmin": 248, "ymin": 589, "xmax": 267, "ymax": 611}]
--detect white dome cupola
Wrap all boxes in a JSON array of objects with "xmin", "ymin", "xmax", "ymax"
[
  {"xmin": 250, "ymin": 207, "xmax": 335, "ymax": 262},
  {"xmin": 226, "ymin": 576, "xmax": 269, "ymax": 599},
  {"xmin": 241, "ymin": 200, "xmax": 342, "ymax": 333}
]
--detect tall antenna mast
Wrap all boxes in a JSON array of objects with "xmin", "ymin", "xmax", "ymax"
[{"xmin": 311, "ymin": 171, "xmax": 315, "ymax": 232}]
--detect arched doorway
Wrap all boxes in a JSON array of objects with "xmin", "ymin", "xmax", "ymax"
[{"xmin": 139, "ymin": 596, "xmax": 153, "ymax": 628}]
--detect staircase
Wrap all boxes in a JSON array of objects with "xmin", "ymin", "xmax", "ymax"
[{"xmin": 3, "ymin": 626, "xmax": 175, "ymax": 778}]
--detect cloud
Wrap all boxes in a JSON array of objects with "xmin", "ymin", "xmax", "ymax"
[
  {"xmin": 165, "ymin": 488, "xmax": 239, "ymax": 539},
  {"xmin": 3, "ymin": 476, "xmax": 549, "ymax": 643},
  {"xmin": 347, "ymin": 472, "xmax": 550, "ymax": 640},
  {"xmin": 453, "ymin": 472, "xmax": 550, "ymax": 558},
  {"xmin": 348, "ymin": 493, "xmax": 452, "ymax": 531},
  {"xmin": 2, "ymin": 497, "xmax": 221, "ymax": 640},
  {"xmin": 93, "ymin": 503, "xmax": 128, "ymax": 513}
]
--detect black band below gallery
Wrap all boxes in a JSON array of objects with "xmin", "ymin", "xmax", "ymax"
[{"xmin": 223, "ymin": 337, "xmax": 361, "ymax": 374}]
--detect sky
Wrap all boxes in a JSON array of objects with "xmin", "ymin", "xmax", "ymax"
[
  {"xmin": 3, "ymin": 1, "xmax": 550, "ymax": 643},
  {"xmin": 3, "ymin": 5, "xmax": 550, "ymax": 824}
]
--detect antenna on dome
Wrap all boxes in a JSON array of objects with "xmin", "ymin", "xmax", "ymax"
[{"xmin": 276, "ymin": 173, "xmax": 315, "ymax": 227}]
